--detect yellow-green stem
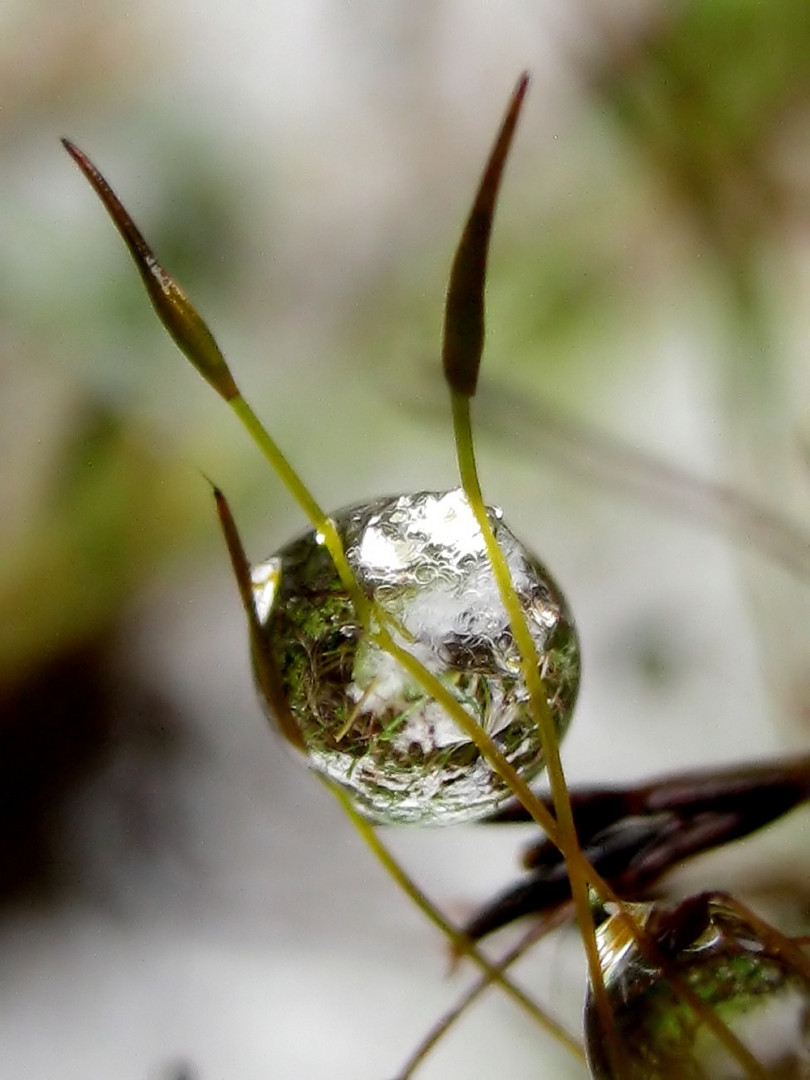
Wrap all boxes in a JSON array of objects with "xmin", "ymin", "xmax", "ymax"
[
  {"xmin": 328, "ymin": 780, "xmax": 584, "ymax": 1062},
  {"xmin": 451, "ymin": 390, "xmax": 627, "ymax": 1077},
  {"xmin": 396, "ymin": 909, "xmax": 574, "ymax": 1079},
  {"xmin": 229, "ymin": 394, "xmax": 377, "ymax": 617},
  {"xmin": 232, "ymin": 386, "xmax": 767, "ymax": 1078},
  {"xmin": 69, "ymin": 135, "xmax": 770, "ymax": 1076},
  {"xmin": 449, "ymin": 396, "xmax": 772, "ymax": 1079}
]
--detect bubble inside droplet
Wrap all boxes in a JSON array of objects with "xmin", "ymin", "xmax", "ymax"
[
  {"xmin": 250, "ymin": 488, "xmax": 580, "ymax": 825},
  {"xmin": 585, "ymin": 892, "xmax": 810, "ymax": 1079}
]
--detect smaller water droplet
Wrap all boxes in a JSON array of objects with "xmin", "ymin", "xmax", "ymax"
[{"xmin": 585, "ymin": 892, "xmax": 810, "ymax": 1078}]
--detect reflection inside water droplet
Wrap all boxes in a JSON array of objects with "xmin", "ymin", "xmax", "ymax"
[{"xmin": 251, "ymin": 488, "xmax": 580, "ymax": 825}]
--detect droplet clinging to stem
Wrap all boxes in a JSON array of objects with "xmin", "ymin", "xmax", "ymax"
[
  {"xmin": 248, "ymin": 488, "xmax": 580, "ymax": 825},
  {"xmin": 586, "ymin": 892, "xmax": 810, "ymax": 1079}
]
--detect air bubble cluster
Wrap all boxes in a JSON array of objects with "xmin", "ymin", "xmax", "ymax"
[{"xmin": 250, "ymin": 488, "xmax": 580, "ymax": 825}]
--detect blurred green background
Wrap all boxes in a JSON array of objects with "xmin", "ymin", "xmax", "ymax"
[{"xmin": 2, "ymin": 2, "xmax": 810, "ymax": 1078}]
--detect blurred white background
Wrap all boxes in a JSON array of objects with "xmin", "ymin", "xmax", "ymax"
[{"xmin": 2, "ymin": 1, "xmax": 810, "ymax": 1077}]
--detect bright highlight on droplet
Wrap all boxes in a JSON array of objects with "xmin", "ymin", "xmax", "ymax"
[{"xmin": 250, "ymin": 488, "xmax": 580, "ymax": 825}]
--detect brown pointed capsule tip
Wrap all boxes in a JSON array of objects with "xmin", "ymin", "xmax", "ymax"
[
  {"xmin": 212, "ymin": 485, "xmax": 306, "ymax": 752},
  {"xmin": 211, "ymin": 484, "xmax": 258, "ymax": 619},
  {"xmin": 442, "ymin": 73, "xmax": 530, "ymax": 398},
  {"xmin": 62, "ymin": 138, "xmax": 239, "ymax": 403}
]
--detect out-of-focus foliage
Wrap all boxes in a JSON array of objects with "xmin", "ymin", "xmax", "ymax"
[
  {"xmin": 0, "ymin": 4, "xmax": 256, "ymax": 700},
  {"xmin": 594, "ymin": 1, "xmax": 810, "ymax": 252},
  {"xmin": 0, "ymin": 403, "xmax": 195, "ymax": 685},
  {"xmin": 2, "ymin": 1, "xmax": 810, "ymax": 1076}
]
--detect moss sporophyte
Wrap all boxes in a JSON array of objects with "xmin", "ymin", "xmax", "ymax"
[{"xmin": 65, "ymin": 73, "xmax": 810, "ymax": 1079}]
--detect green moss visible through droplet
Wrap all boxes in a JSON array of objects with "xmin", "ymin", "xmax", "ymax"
[{"xmin": 253, "ymin": 490, "xmax": 580, "ymax": 824}]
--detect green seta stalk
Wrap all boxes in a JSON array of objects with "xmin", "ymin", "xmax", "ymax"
[
  {"xmin": 439, "ymin": 72, "xmax": 627, "ymax": 1078},
  {"xmin": 439, "ymin": 75, "xmax": 781, "ymax": 1080},
  {"xmin": 63, "ymin": 78, "xmax": 785, "ymax": 1077},
  {"xmin": 62, "ymin": 119, "xmax": 582, "ymax": 1059}
]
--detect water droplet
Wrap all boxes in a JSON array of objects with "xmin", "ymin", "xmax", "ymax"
[
  {"xmin": 585, "ymin": 892, "xmax": 810, "ymax": 1078},
  {"xmin": 251, "ymin": 488, "xmax": 580, "ymax": 824}
]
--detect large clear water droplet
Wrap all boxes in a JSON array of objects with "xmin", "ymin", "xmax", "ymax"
[
  {"xmin": 585, "ymin": 892, "xmax": 810, "ymax": 1078},
  {"xmin": 250, "ymin": 489, "xmax": 580, "ymax": 824}
]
